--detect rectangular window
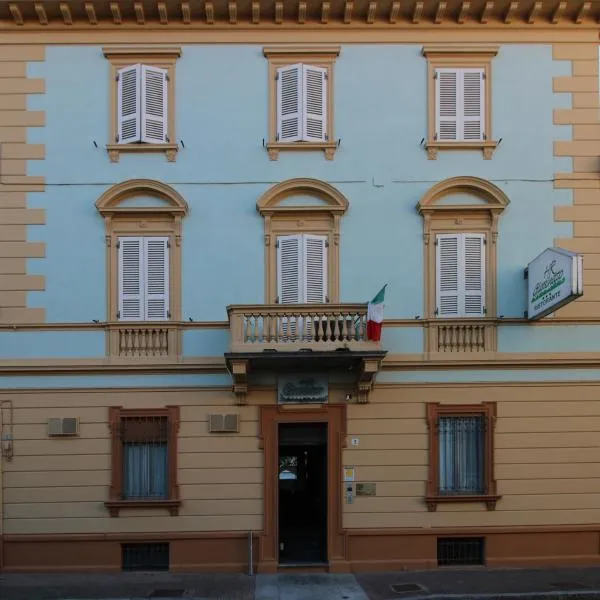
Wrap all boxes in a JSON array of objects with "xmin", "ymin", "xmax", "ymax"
[
  {"xmin": 426, "ymin": 403, "xmax": 499, "ymax": 512},
  {"xmin": 106, "ymin": 406, "xmax": 180, "ymax": 517},
  {"xmin": 422, "ymin": 45, "xmax": 498, "ymax": 160},
  {"xmin": 435, "ymin": 68, "xmax": 485, "ymax": 142},
  {"xmin": 277, "ymin": 234, "xmax": 328, "ymax": 304},
  {"xmin": 103, "ymin": 46, "xmax": 180, "ymax": 162},
  {"xmin": 438, "ymin": 415, "xmax": 485, "ymax": 495},
  {"xmin": 436, "ymin": 233, "xmax": 485, "ymax": 318},
  {"xmin": 277, "ymin": 64, "xmax": 327, "ymax": 143},
  {"xmin": 264, "ymin": 47, "xmax": 339, "ymax": 160},
  {"xmin": 117, "ymin": 64, "xmax": 168, "ymax": 145},
  {"xmin": 122, "ymin": 416, "xmax": 168, "ymax": 499},
  {"xmin": 118, "ymin": 236, "xmax": 170, "ymax": 321}
]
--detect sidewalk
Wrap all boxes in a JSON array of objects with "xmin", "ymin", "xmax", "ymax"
[{"xmin": 1, "ymin": 567, "xmax": 600, "ymax": 600}]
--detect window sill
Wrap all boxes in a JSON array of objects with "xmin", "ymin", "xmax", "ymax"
[
  {"xmin": 425, "ymin": 141, "xmax": 498, "ymax": 160},
  {"xmin": 106, "ymin": 143, "xmax": 179, "ymax": 163},
  {"xmin": 266, "ymin": 141, "xmax": 337, "ymax": 161},
  {"xmin": 105, "ymin": 499, "xmax": 181, "ymax": 517},
  {"xmin": 426, "ymin": 494, "xmax": 501, "ymax": 512}
]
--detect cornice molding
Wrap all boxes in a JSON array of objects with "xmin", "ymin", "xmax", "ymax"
[
  {"xmin": 1, "ymin": 0, "xmax": 598, "ymax": 28},
  {"xmin": 421, "ymin": 44, "xmax": 499, "ymax": 57},
  {"xmin": 263, "ymin": 45, "xmax": 341, "ymax": 57},
  {"xmin": 5, "ymin": 351, "xmax": 600, "ymax": 377},
  {"xmin": 102, "ymin": 46, "xmax": 182, "ymax": 58}
]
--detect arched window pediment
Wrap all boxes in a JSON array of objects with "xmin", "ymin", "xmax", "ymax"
[
  {"xmin": 417, "ymin": 176, "xmax": 509, "ymax": 217},
  {"xmin": 96, "ymin": 179, "xmax": 188, "ymax": 218},
  {"xmin": 257, "ymin": 178, "xmax": 349, "ymax": 216}
]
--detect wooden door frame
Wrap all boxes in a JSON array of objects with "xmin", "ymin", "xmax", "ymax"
[{"xmin": 258, "ymin": 404, "xmax": 348, "ymax": 573}]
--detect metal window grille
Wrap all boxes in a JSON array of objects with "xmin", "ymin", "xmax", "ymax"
[
  {"xmin": 438, "ymin": 415, "xmax": 485, "ymax": 495},
  {"xmin": 122, "ymin": 542, "xmax": 169, "ymax": 571},
  {"xmin": 437, "ymin": 537, "xmax": 485, "ymax": 566},
  {"xmin": 120, "ymin": 416, "xmax": 169, "ymax": 500}
]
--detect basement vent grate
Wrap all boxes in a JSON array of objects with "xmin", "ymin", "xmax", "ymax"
[
  {"xmin": 121, "ymin": 542, "xmax": 169, "ymax": 571},
  {"xmin": 437, "ymin": 537, "xmax": 484, "ymax": 566}
]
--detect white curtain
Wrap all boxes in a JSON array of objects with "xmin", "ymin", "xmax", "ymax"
[
  {"xmin": 123, "ymin": 443, "xmax": 168, "ymax": 499},
  {"xmin": 438, "ymin": 416, "xmax": 484, "ymax": 494}
]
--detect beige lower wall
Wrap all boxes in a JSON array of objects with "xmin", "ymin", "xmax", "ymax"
[
  {"xmin": 2, "ymin": 382, "xmax": 600, "ymax": 542},
  {"xmin": 344, "ymin": 384, "xmax": 600, "ymax": 529},
  {"xmin": 1, "ymin": 388, "xmax": 265, "ymax": 536}
]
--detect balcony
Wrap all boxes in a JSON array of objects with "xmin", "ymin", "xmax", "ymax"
[
  {"xmin": 427, "ymin": 319, "xmax": 497, "ymax": 354},
  {"xmin": 225, "ymin": 303, "xmax": 386, "ymax": 404},
  {"xmin": 107, "ymin": 323, "xmax": 180, "ymax": 361},
  {"xmin": 227, "ymin": 303, "xmax": 383, "ymax": 352}
]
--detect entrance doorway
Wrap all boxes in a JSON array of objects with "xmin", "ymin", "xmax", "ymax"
[{"xmin": 278, "ymin": 423, "xmax": 327, "ymax": 565}]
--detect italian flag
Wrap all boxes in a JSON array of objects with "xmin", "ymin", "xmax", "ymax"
[{"xmin": 367, "ymin": 285, "xmax": 387, "ymax": 341}]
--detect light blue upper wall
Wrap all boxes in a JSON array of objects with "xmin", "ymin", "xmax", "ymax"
[{"xmin": 25, "ymin": 44, "xmax": 572, "ymax": 328}]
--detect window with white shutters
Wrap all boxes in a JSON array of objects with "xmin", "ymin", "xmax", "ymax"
[
  {"xmin": 141, "ymin": 66, "xmax": 168, "ymax": 144},
  {"xmin": 436, "ymin": 233, "xmax": 485, "ymax": 318},
  {"xmin": 118, "ymin": 236, "xmax": 170, "ymax": 321},
  {"xmin": 276, "ymin": 234, "xmax": 328, "ymax": 304},
  {"xmin": 302, "ymin": 66, "xmax": 327, "ymax": 142},
  {"xmin": 117, "ymin": 65, "xmax": 141, "ymax": 145},
  {"xmin": 435, "ymin": 68, "xmax": 485, "ymax": 142},
  {"xmin": 276, "ymin": 64, "xmax": 328, "ymax": 143},
  {"xmin": 117, "ymin": 64, "xmax": 168, "ymax": 145}
]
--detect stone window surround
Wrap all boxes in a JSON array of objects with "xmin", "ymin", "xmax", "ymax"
[
  {"xmin": 257, "ymin": 178, "xmax": 349, "ymax": 304},
  {"xmin": 426, "ymin": 401, "xmax": 500, "ymax": 512},
  {"xmin": 103, "ymin": 46, "xmax": 181, "ymax": 163},
  {"xmin": 95, "ymin": 179, "xmax": 188, "ymax": 328},
  {"xmin": 263, "ymin": 46, "xmax": 340, "ymax": 161},
  {"xmin": 105, "ymin": 405, "xmax": 181, "ymax": 517},
  {"xmin": 422, "ymin": 45, "xmax": 499, "ymax": 160}
]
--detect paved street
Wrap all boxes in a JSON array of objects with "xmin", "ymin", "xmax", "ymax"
[{"xmin": 2, "ymin": 568, "xmax": 600, "ymax": 600}]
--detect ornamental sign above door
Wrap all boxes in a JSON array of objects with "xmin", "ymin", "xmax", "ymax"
[{"xmin": 278, "ymin": 375, "xmax": 328, "ymax": 404}]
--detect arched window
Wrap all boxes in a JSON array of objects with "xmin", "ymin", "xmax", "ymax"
[
  {"xmin": 257, "ymin": 178, "xmax": 349, "ymax": 304},
  {"xmin": 418, "ymin": 176, "xmax": 509, "ymax": 353},
  {"xmin": 96, "ymin": 180, "xmax": 188, "ymax": 359}
]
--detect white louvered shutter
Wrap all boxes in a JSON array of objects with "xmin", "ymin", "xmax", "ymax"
[
  {"xmin": 303, "ymin": 235, "xmax": 328, "ymax": 303},
  {"xmin": 141, "ymin": 65, "xmax": 168, "ymax": 144},
  {"xmin": 463, "ymin": 234, "xmax": 485, "ymax": 316},
  {"xmin": 435, "ymin": 68, "xmax": 458, "ymax": 142},
  {"xmin": 118, "ymin": 237, "xmax": 143, "ymax": 320},
  {"xmin": 461, "ymin": 69, "xmax": 485, "ymax": 141},
  {"xmin": 302, "ymin": 65, "xmax": 327, "ymax": 142},
  {"xmin": 277, "ymin": 64, "xmax": 302, "ymax": 142},
  {"xmin": 144, "ymin": 237, "xmax": 170, "ymax": 320},
  {"xmin": 436, "ymin": 234, "xmax": 460, "ymax": 317},
  {"xmin": 277, "ymin": 235, "xmax": 302, "ymax": 304},
  {"xmin": 117, "ymin": 65, "xmax": 141, "ymax": 144}
]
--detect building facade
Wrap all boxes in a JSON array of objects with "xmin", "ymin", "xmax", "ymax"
[{"xmin": 0, "ymin": 0, "xmax": 599, "ymax": 573}]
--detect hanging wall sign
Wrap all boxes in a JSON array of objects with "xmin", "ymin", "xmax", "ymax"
[
  {"xmin": 278, "ymin": 375, "xmax": 328, "ymax": 404},
  {"xmin": 526, "ymin": 247, "xmax": 583, "ymax": 320}
]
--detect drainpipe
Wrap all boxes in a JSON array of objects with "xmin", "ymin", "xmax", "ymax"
[{"xmin": 248, "ymin": 530, "xmax": 254, "ymax": 576}]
